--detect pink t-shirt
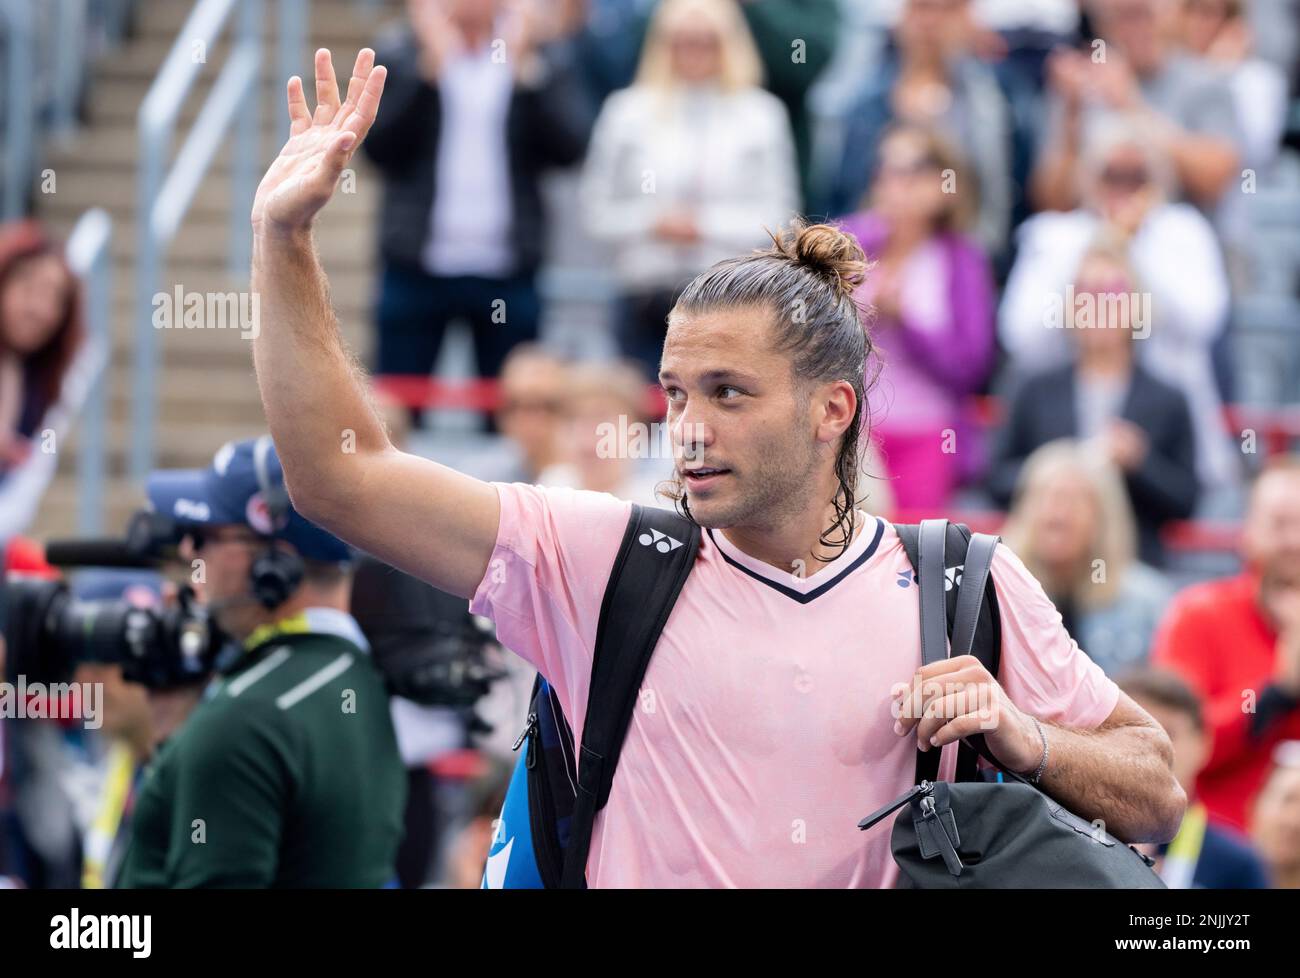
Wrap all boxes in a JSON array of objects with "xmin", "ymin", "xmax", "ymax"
[{"xmin": 470, "ymin": 482, "xmax": 1120, "ymax": 887}]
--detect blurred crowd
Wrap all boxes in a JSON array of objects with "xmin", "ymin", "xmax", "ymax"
[{"xmin": 2, "ymin": 0, "xmax": 1300, "ymax": 888}]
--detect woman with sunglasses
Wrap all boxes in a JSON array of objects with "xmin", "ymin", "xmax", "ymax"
[{"xmin": 999, "ymin": 112, "xmax": 1235, "ymax": 493}]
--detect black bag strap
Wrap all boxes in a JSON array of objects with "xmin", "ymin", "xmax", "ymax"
[
  {"xmin": 893, "ymin": 520, "xmax": 1003, "ymax": 786},
  {"xmin": 559, "ymin": 504, "xmax": 701, "ymax": 888}
]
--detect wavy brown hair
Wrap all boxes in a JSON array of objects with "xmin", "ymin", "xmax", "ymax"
[
  {"xmin": 656, "ymin": 218, "xmax": 878, "ymax": 562},
  {"xmin": 0, "ymin": 220, "xmax": 83, "ymax": 431}
]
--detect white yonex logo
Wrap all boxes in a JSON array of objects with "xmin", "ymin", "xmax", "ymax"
[
  {"xmin": 944, "ymin": 565, "xmax": 964, "ymax": 592},
  {"xmin": 639, "ymin": 529, "xmax": 683, "ymax": 554}
]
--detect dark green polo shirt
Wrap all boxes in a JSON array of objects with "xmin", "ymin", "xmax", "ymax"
[{"xmin": 118, "ymin": 616, "xmax": 407, "ymax": 888}]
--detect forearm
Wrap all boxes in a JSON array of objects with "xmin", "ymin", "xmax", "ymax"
[
  {"xmin": 250, "ymin": 229, "xmax": 391, "ymax": 522},
  {"xmin": 1032, "ymin": 719, "xmax": 1184, "ymax": 844}
]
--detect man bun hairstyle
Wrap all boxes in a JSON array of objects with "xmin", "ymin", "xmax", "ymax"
[
  {"xmin": 773, "ymin": 219, "xmax": 869, "ymax": 300},
  {"xmin": 662, "ymin": 217, "xmax": 877, "ymax": 561}
]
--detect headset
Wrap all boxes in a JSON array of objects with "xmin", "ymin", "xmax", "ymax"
[{"xmin": 249, "ymin": 435, "xmax": 305, "ymax": 609}]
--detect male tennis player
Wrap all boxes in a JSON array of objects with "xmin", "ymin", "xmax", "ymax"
[{"xmin": 247, "ymin": 48, "xmax": 1184, "ymax": 886}]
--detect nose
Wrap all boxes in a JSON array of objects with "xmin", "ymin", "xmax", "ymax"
[{"xmin": 671, "ymin": 402, "xmax": 714, "ymax": 465}]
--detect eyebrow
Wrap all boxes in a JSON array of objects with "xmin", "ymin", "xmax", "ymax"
[{"xmin": 658, "ymin": 368, "xmax": 760, "ymax": 387}]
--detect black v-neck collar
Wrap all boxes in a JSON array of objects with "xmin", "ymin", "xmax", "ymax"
[{"xmin": 706, "ymin": 516, "xmax": 886, "ymax": 604}]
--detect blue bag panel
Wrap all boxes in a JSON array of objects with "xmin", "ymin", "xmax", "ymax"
[{"xmin": 481, "ymin": 731, "xmax": 545, "ymax": 889}]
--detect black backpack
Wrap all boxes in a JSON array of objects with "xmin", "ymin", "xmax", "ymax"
[{"xmin": 501, "ymin": 506, "xmax": 1014, "ymax": 888}]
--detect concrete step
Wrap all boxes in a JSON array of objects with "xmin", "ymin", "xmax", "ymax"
[
  {"xmin": 27, "ymin": 478, "xmax": 149, "ymax": 540},
  {"xmin": 41, "ymin": 207, "xmax": 381, "ymax": 267},
  {"xmin": 129, "ymin": 0, "xmax": 402, "ymax": 42},
  {"xmin": 59, "ymin": 415, "xmax": 272, "ymax": 472},
  {"xmin": 35, "ymin": 162, "xmax": 380, "ymax": 221}
]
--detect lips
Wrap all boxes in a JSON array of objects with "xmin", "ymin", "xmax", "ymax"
[{"xmin": 682, "ymin": 466, "xmax": 732, "ymax": 489}]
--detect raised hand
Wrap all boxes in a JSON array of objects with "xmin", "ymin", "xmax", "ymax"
[{"xmin": 251, "ymin": 48, "xmax": 387, "ymax": 240}]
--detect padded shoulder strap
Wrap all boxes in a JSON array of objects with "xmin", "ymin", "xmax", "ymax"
[
  {"xmin": 559, "ymin": 504, "xmax": 701, "ymax": 888},
  {"xmin": 895, "ymin": 521, "xmax": 1003, "ymax": 786}
]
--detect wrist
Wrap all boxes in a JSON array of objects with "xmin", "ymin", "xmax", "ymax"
[
  {"xmin": 252, "ymin": 224, "xmax": 317, "ymax": 273},
  {"xmin": 255, "ymin": 223, "xmax": 314, "ymax": 253},
  {"xmin": 1016, "ymin": 715, "xmax": 1050, "ymax": 782}
]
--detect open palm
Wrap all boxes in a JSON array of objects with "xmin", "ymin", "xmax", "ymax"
[{"xmin": 252, "ymin": 48, "xmax": 387, "ymax": 238}]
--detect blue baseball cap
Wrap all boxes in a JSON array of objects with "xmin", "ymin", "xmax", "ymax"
[{"xmin": 145, "ymin": 436, "xmax": 352, "ymax": 563}]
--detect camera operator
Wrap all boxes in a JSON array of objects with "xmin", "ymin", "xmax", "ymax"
[{"xmin": 115, "ymin": 436, "xmax": 407, "ymax": 888}]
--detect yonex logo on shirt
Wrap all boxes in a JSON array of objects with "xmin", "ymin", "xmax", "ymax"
[{"xmin": 639, "ymin": 529, "xmax": 683, "ymax": 554}]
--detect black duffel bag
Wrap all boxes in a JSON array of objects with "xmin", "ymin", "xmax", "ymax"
[{"xmin": 859, "ymin": 520, "xmax": 1167, "ymax": 888}]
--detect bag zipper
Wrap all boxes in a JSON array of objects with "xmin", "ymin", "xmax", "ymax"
[
  {"xmin": 513, "ymin": 711, "xmax": 539, "ymax": 770},
  {"xmin": 858, "ymin": 780, "xmax": 935, "ymax": 832},
  {"xmin": 919, "ymin": 793, "xmax": 965, "ymax": 875}
]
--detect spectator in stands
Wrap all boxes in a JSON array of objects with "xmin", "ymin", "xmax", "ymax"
[
  {"xmin": 738, "ymin": 0, "xmax": 841, "ymax": 207},
  {"xmin": 838, "ymin": 124, "xmax": 996, "ymax": 511},
  {"xmin": 580, "ymin": 0, "xmax": 799, "ymax": 380},
  {"xmin": 0, "ymin": 220, "xmax": 81, "ymax": 480},
  {"xmin": 1178, "ymin": 0, "xmax": 1288, "ymax": 174},
  {"xmin": 1031, "ymin": 0, "xmax": 1242, "ymax": 213},
  {"xmin": 1250, "ymin": 746, "xmax": 1300, "ymax": 889},
  {"xmin": 1001, "ymin": 440, "xmax": 1174, "ymax": 677},
  {"xmin": 482, "ymin": 343, "xmax": 569, "ymax": 485},
  {"xmin": 1000, "ymin": 115, "xmax": 1236, "ymax": 491},
  {"xmin": 569, "ymin": 0, "xmax": 659, "ymax": 104},
  {"xmin": 1176, "ymin": 0, "xmax": 1290, "ymax": 292},
  {"xmin": 362, "ymin": 0, "xmax": 591, "ymax": 405},
  {"xmin": 571, "ymin": 0, "xmax": 838, "ymax": 203},
  {"xmin": 990, "ymin": 238, "xmax": 1198, "ymax": 566},
  {"xmin": 1121, "ymin": 669, "xmax": 1272, "ymax": 887},
  {"xmin": 537, "ymin": 359, "xmax": 667, "ymax": 506},
  {"xmin": 1152, "ymin": 457, "xmax": 1300, "ymax": 832},
  {"xmin": 824, "ymin": 0, "xmax": 1013, "ymax": 258}
]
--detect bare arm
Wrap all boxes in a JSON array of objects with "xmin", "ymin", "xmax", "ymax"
[
  {"xmin": 250, "ymin": 48, "xmax": 499, "ymax": 600},
  {"xmin": 900, "ymin": 658, "xmax": 1186, "ymax": 844}
]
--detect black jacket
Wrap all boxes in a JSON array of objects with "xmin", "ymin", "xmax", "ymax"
[
  {"xmin": 987, "ymin": 363, "xmax": 1199, "ymax": 566},
  {"xmin": 362, "ymin": 29, "xmax": 592, "ymax": 276}
]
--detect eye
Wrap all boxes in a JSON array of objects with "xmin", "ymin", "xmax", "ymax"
[
  {"xmin": 661, "ymin": 385, "xmax": 683, "ymax": 403},
  {"xmin": 717, "ymin": 385, "xmax": 744, "ymax": 400}
]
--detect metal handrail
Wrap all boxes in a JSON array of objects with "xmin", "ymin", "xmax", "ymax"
[
  {"xmin": 1, "ymin": 0, "xmax": 35, "ymax": 220},
  {"xmin": 66, "ymin": 208, "xmax": 114, "ymax": 533},
  {"xmin": 131, "ymin": 0, "xmax": 306, "ymax": 481}
]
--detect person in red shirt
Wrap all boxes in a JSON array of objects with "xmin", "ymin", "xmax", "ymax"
[{"xmin": 1152, "ymin": 456, "xmax": 1300, "ymax": 831}]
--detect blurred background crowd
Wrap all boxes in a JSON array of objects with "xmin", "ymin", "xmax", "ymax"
[{"xmin": 1, "ymin": 0, "xmax": 1299, "ymax": 889}]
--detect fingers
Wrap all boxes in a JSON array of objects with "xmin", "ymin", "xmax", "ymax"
[
  {"xmin": 926, "ymin": 714, "xmax": 993, "ymax": 751},
  {"xmin": 313, "ymin": 48, "xmax": 341, "ymax": 124},
  {"xmin": 323, "ymin": 130, "xmax": 357, "ymax": 175},
  {"xmin": 335, "ymin": 48, "xmax": 377, "ymax": 129},
  {"xmin": 914, "ymin": 692, "xmax": 998, "ymax": 749},
  {"xmin": 894, "ymin": 658, "xmax": 982, "ymax": 733},
  {"xmin": 286, "ymin": 76, "xmax": 312, "ymax": 136},
  {"xmin": 342, "ymin": 64, "xmax": 387, "ymax": 142}
]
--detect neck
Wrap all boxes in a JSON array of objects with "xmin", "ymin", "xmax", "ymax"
[
  {"xmin": 720, "ymin": 487, "xmax": 861, "ymax": 577},
  {"xmin": 900, "ymin": 50, "xmax": 947, "ymax": 81},
  {"xmin": 239, "ymin": 587, "xmax": 349, "ymax": 646},
  {"xmin": 1038, "ymin": 556, "xmax": 1084, "ymax": 600},
  {"xmin": 1078, "ymin": 347, "xmax": 1133, "ymax": 377}
]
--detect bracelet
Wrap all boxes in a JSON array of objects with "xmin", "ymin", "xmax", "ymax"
[{"xmin": 1025, "ymin": 716, "xmax": 1049, "ymax": 784}]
